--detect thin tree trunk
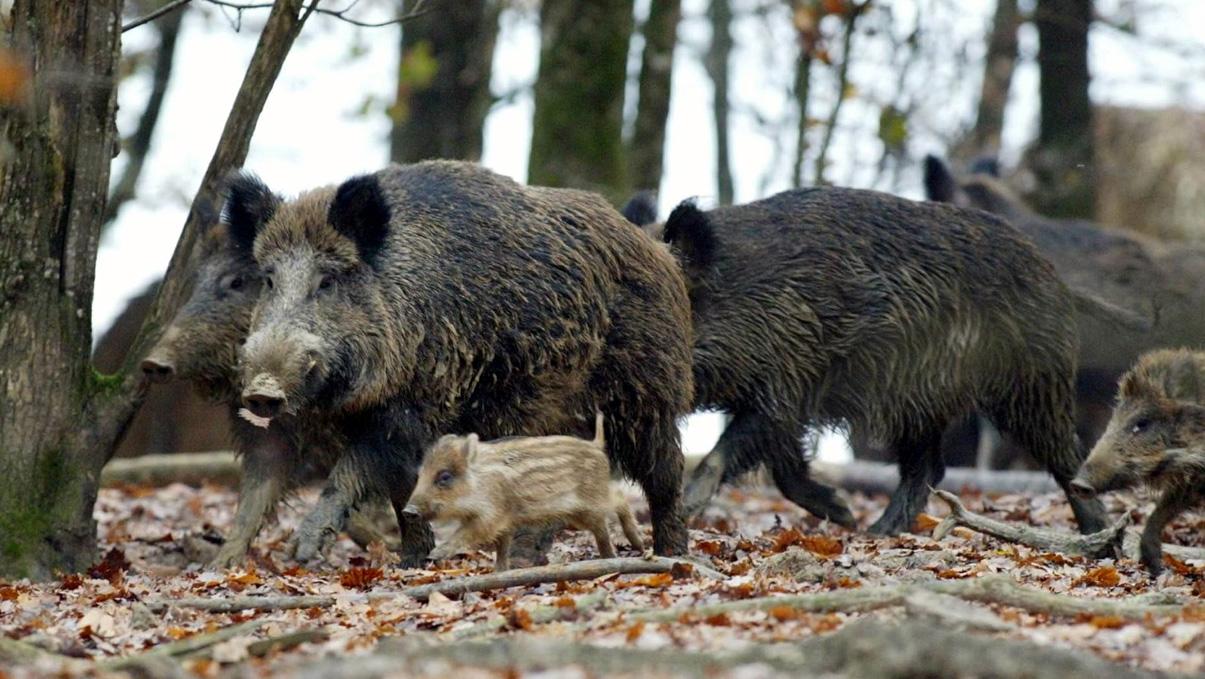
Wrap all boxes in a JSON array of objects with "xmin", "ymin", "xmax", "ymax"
[
  {"xmin": 960, "ymin": 0, "xmax": 1019, "ymax": 159},
  {"xmin": 0, "ymin": 0, "xmax": 125, "ymax": 580},
  {"xmin": 103, "ymin": 3, "xmax": 186, "ymax": 229},
  {"xmin": 790, "ymin": 46, "xmax": 812, "ymax": 188},
  {"xmin": 390, "ymin": 0, "xmax": 498, "ymax": 163},
  {"xmin": 628, "ymin": 0, "xmax": 681, "ymax": 194},
  {"xmin": 528, "ymin": 0, "xmax": 633, "ymax": 202},
  {"xmin": 813, "ymin": 3, "xmax": 864, "ymax": 185},
  {"xmin": 1028, "ymin": 0, "xmax": 1095, "ymax": 219},
  {"xmin": 705, "ymin": 0, "xmax": 733, "ymax": 204}
]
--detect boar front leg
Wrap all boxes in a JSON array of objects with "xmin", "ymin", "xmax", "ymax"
[
  {"xmin": 211, "ymin": 429, "xmax": 292, "ymax": 569},
  {"xmin": 1139, "ymin": 488, "xmax": 1193, "ymax": 576}
]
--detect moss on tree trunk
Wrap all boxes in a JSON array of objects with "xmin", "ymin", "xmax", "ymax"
[{"xmin": 528, "ymin": 0, "xmax": 633, "ymax": 202}]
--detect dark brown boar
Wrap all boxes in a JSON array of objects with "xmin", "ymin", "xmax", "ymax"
[
  {"xmin": 924, "ymin": 156, "xmax": 1205, "ymax": 465},
  {"xmin": 231, "ymin": 160, "xmax": 693, "ymax": 560},
  {"xmin": 406, "ymin": 413, "xmax": 643, "ymax": 570},
  {"xmin": 1071, "ymin": 349, "xmax": 1205, "ymax": 575},
  {"xmin": 141, "ymin": 218, "xmax": 400, "ymax": 568},
  {"xmin": 666, "ymin": 188, "xmax": 1108, "ymax": 536}
]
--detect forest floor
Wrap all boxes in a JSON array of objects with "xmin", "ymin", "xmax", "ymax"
[{"xmin": 1, "ymin": 477, "xmax": 1202, "ymax": 677}]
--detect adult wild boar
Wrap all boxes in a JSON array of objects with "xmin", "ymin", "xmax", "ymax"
[
  {"xmin": 232, "ymin": 161, "xmax": 693, "ymax": 559},
  {"xmin": 924, "ymin": 156, "xmax": 1205, "ymax": 463},
  {"xmin": 139, "ymin": 218, "xmax": 397, "ymax": 568},
  {"xmin": 668, "ymin": 188, "xmax": 1109, "ymax": 536}
]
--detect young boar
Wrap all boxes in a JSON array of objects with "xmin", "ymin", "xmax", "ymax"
[
  {"xmin": 663, "ymin": 188, "xmax": 1108, "ymax": 536},
  {"xmin": 1071, "ymin": 349, "xmax": 1205, "ymax": 575},
  {"xmin": 407, "ymin": 413, "xmax": 643, "ymax": 570},
  {"xmin": 140, "ymin": 209, "xmax": 402, "ymax": 569},
  {"xmin": 230, "ymin": 160, "xmax": 692, "ymax": 560}
]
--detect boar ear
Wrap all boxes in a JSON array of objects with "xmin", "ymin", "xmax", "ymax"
[
  {"xmin": 969, "ymin": 156, "xmax": 1001, "ymax": 178},
  {"xmin": 222, "ymin": 171, "xmax": 280, "ymax": 251},
  {"xmin": 621, "ymin": 191, "xmax": 658, "ymax": 227},
  {"xmin": 463, "ymin": 433, "xmax": 479, "ymax": 465},
  {"xmin": 922, "ymin": 155, "xmax": 959, "ymax": 203},
  {"xmin": 1164, "ymin": 352, "xmax": 1205, "ymax": 403},
  {"xmin": 663, "ymin": 199, "xmax": 717, "ymax": 270},
  {"xmin": 329, "ymin": 174, "xmax": 391, "ymax": 267},
  {"xmin": 1119, "ymin": 370, "xmax": 1155, "ymax": 402}
]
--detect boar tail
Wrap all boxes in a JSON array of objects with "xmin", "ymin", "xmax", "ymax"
[
  {"xmin": 663, "ymin": 200, "xmax": 717, "ymax": 270},
  {"xmin": 1069, "ymin": 288, "xmax": 1153, "ymax": 333},
  {"xmin": 594, "ymin": 411, "xmax": 606, "ymax": 449},
  {"xmin": 621, "ymin": 191, "xmax": 658, "ymax": 227}
]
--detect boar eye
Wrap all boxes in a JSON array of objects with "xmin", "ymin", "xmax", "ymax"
[
  {"xmin": 435, "ymin": 470, "xmax": 455, "ymax": 487},
  {"xmin": 1131, "ymin": 418, "xmax": 1151, "ymax": 435},
  {"xmin": 228, "ymin": 276, "xmax": 244, "ymax": 291},
  {"xmin": 318, "ymin": 274, "xmax": 334, "ymax": 291}
]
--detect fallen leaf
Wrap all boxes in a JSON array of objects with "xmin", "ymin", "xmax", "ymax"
[
  {"xmin": 913, "ymin": 513, "xmax": 941, "ymax": 532},
  {"xmin": 1089, "ymin": 615, "xmax": 1129, "ymax": 629},
  {"xmin": 704, "ymin": 613, "xmax": 731, "ymax": 626},
  {"xmin": 506, "ymin": 607, "xmax": 533, "ymax": 631},
  {"xmin": 769, "ymin": 606, "xmax": 801, "ymax": 621},
  {"xmin": 78, "ymin": 609, "xmax": 117, "ymax": 638},
  {"xmin": 618, "ymin": 573, "xmax": 673, "ymax": 588},
  {"xmin": 1075, "ymin": 566, "xmax": 1121, "ymax": 588},
  {"xmin": 87, "ymin": 548, "xmax": 131, "ymax": 585},
  {"xmin": 210, "ymin": 636, "xmax": 253, "ymax": 663},
  {"xmin": 340, "ymin": 567, "xmax": 384, "ymax": 590}
]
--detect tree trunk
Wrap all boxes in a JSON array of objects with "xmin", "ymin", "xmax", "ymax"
[
  {"xmin": 627, "ymin": 0, "xmax": 681, "ymax": 194},
  {"xmin": 390, "ymin": 0, "xmax": 498, "ymax": 163},
  {"xmin": 0, "ymin": 0, "xmax": 124, "ymax": 580},
  {"xmin": 1028, "ymin": 0, "xmax": 1095, "ymax": 219},
  {"xmin": 528, "ymin": 0, "xmax": 633, "ymax": 202},
  {"xmin": 958, "ymin": 0, "xmax": 1019, "ymax": 160},
  {"xmin": 705, "ymin": 0, "xmax": 733, "ymax": 205}
]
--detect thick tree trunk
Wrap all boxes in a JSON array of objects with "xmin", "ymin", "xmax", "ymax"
[
  {"xmin": 627, "ymin": 0, "xmax": 681, "ymax": 194},
  {"xmin": 961, "ymin": 0, "xmax": 1020, "ymax": 159},
  {"xmin": 0, "ymin": 0, "xmax": 124, "ymax": 580},
  {"xmin": 705, "ymin": 0, "xmax": 733, "ymax": 205},
  {"xmin": 390, "ymin": 0, "xmax": 498, "ymax": 163},
  {"xmin": 528, "ymin": 0, "xmax": 633, "ymax": 202},
  {"xmin": 1028, "ymin": 0, "xmax": 1095, "ymax": 219}
]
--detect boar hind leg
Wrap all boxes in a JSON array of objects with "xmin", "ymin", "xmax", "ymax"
[
  {"xmin": 493, "ymin": 533, "xmax": 512, "ymax": 571},
  {"xmin": 1139, "ymin": 489, "xmax": 1192, "ymax": 576},
  {"xmin": 615, "ymin": 414, "xmax": 688, "ymax": 556},
  {"xmin": 868, "ymin": 428, "xmax": 945, "ymax": 536},
  {"xmin": 682, "ymin": 411, "xmax": 777, "ymax": 518}
]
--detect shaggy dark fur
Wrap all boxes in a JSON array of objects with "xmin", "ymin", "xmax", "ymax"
[
  {"xmin": 924, "ymin": 156, "xmax": 1205, "ymax": 463},
  {"xmin": 668, "ymin": 188, "xmax": 1109, "ymax": 536},
  {"xmin": 233, "ymin": 161, "xmax": 694, "ymax": 558}
]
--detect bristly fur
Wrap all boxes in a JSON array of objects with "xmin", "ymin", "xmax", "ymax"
[
  {"xmin": 621, "ymin": 191, "xmax": 658, "ymax": 227},
  {"xmin": 329, "ymin": 174, "xmax": 391, "ymax": 267},
  {"xmin": 924, "ymin": 156, "xmax": 1205, "ymax": 468},
  {"xmin": 223, "ymin": 171, "xmax": 280, "ymax": 251},
  {"xmin": 675, "ymin": 186, "xmax": 1109, "ymax": 537},
  {"xmin": 1075, "ymin": 348, "xmax": 1205, "ymax": 575},
  {"xmin": 663, "ymin": 200, "xmax": 717, "ymax": 270},
  {"xmin": 409, "ymin": 421, "xmax": 643, "ymax": 570}
]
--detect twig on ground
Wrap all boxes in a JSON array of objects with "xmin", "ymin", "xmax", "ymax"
[
  {"xmin": 451, "ymin": 590, "xmax": 611, "ymax": 640},
  {"xmin": 145, "ymin": 594, "xmax": 333, "ymax": 613},
  {"xmin": 931, "ymin": 489, "xmax": 1126, "ymax": 557},
  {"xmin": 246, "ymin": 629, "xmax": 329, "ymax": 657},
  {"xmin": 99, "ymin": 620, "xmax": 266, "ymax": 671}
]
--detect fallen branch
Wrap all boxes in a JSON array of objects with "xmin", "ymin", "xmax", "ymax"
[
  {"xmin": 285, "ymin": 619, "xmax": 1160, "ymax": 679},
  {"xmin": 99, "ymin": 620, "xmax": 266, "ymax": 671},
  {"xmin": 451, "ymin": 590, "xmax": 610, "ymax": 640},
  {"xmin": 931, "ymin": 489, "xmax": 1126, "ymax": 557},
  {"xmin": 810, "ymin": 460, "xmax": 1060, "ymax": 495},
  {"xmin": 929, "ymin": 575, "xmax": 1182, "ymax": 620},
  {"xmin": 398, "ymin": 557, "xmax": 724, "ymax": 602},
  {"xmin": 145, "ymin": 594, "xmax": 333, "ymax": 613},
  {"xmin": 0, "ymin": 636, "xmax": 88, "ymax": 670},
  {"xmin": 246, "ymin": 629, "xmax": 329, "ymax": 657},
  {"xmin": 101, "ymin": 451, "xmax": 240, "ymax": 487}
]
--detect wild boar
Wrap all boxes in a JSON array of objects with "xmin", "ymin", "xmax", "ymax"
[
  {"xmin": 924, "ymin": 156, "xmax": 1205, "ymax": 466},
  {"xmin": 231, "ymin": 160, "xmax": 692, "ymax": 560},
  {"xmin": 407, "ymin": 413, "xmax": 643, "ymax": 570},
  {"xmin": 140, "ymin": 215, "xmax": 402, "ymax": 569},
  {"xmin": 1071, "ymin": 349, "xmax": 1205, "ymax": 575},
  {"xmin": 662, "ymin": 188, "xmax": 1108, "ymax": 536}
]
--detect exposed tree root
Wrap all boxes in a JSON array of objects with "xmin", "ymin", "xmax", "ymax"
[
  {"xmin": 283, "ymin": 619, "xmax": 1160, "ymax": 679},
  {"xmin": 931, "ymin": 489, "xmax": 1127, "ymax": 556},
  {"xmin": 99, "ymin": 620, "xmax": 266, "ymax": 671}
]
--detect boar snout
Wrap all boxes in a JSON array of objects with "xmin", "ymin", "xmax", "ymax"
[
  {"xmin": 140, "ymin": 355, "xmax": 175, "ymax": 382},
  {"xmin": 242, "ymin": 373, "xmax": 287, "ymax": 419},
  {"xmin": 1068, "ymin": 478, "xmax": 1096, "ymax": 498}
]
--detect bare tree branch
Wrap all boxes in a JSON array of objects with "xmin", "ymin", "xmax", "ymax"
[{"xmin": 205, "ymin": 0, "xmax": 429, "ymax": 29}]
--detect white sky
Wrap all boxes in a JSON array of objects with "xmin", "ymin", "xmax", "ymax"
[{"xmin": 97, "ymin": 0, "xmax": 1205, "ymax": 457}]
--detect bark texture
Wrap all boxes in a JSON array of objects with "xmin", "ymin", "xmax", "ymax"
[
  {"xmin": 390, "ymin": 0, "xmax": 498, "ymax": 163},
  {"xmin": 0, "ymin": 0, "xmax": 125, "ymax": 580},
  {"xmin": 955, "ymin": 0, "xmax": 1019, "ymax": 160},
  {"xmin": 529, "ymin": 0, "xmax": 633, "ymax": 202},
  {"xmin": 1028, "ymin": 0, "xmax": 1095, "ymax": 219},
  {"xmin": 627, "ymin": 0, "xmax": 681, "ymax": 194}
]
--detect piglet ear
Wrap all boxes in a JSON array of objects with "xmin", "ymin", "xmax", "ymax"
[
  {"xmin": 1119, "ymin": 370, "xmax": 1153, "ymax": 402},
  {"xmin": 463, "ymin": 433, "xmax": 479, "ymax": 465},
  {"xmin": 329, "ymin": 173, "xmax": 390, "ymax": 267},
  {"xmin": 222, "ymin": 171, "xmax": 280, "ymax": 251}
]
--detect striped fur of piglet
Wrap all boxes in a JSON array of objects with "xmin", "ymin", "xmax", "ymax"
[{"xmin": 406, "ymin": 413, "xmax": 644, "ymax": 571}]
